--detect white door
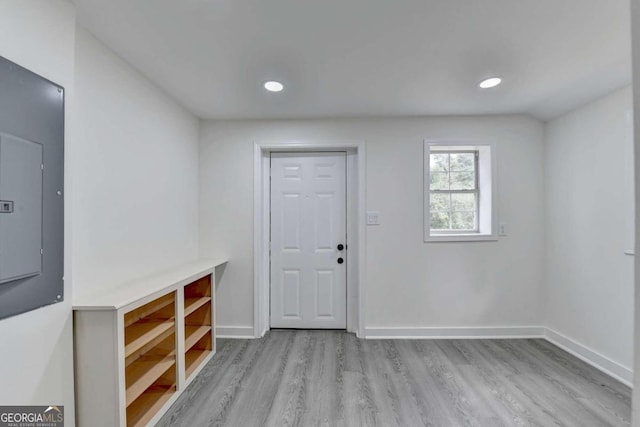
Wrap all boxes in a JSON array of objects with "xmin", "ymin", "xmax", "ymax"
[{"xmin": 270, "ymin": 152, "xmax": 347, "ymax": 329}]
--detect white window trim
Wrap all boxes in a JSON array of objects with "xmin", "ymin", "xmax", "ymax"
[{"xmin": 424, "ymin": 140, "xmax": 498, "ymax": 242}]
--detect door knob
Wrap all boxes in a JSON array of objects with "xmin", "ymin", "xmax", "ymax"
[
  {"xmin": 337, "ymin": 257, "xmax": 344, "ymax": 264},
  {"xmin": 337, "ymin": 244, "xmax": 344, "ymax": 251}
]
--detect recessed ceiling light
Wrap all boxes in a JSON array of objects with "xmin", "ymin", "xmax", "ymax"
[
  {"xmin": 264, "ymin": 81, "xmax": 284, "ymax": 92},
  {"xmin": 478, "ymin": 77, "xmax": 502, "ymax": 89}
]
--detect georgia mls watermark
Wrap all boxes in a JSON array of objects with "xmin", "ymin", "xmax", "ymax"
[{"xmin": 0, "ymin": 406, "xmax": 63, "ymax": 427}]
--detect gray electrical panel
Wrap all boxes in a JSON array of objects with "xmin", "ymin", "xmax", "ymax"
[
  {"xmin": 0, "ymin": 56, "xmax": 64, "ymax": 319},
  {"xmin": 0, "ymin": 135, "xmax": 43, "ymax": 283}
]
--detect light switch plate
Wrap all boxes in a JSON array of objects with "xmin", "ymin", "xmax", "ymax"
[
  {"xmin": 499, "ymin": 223, "xmax": 507, "ymax": 236},
  {"xmin": 367, "ymin": 211, "xmax": 380, "ymax": 225}
]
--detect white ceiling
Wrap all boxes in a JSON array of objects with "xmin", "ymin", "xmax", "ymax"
[{"xmin": 73, "ymin": 0, "xmax": 631, "ymax": 121}]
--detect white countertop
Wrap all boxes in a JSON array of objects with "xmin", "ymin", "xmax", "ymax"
[{"xmin": 73, "ymin": 259, "xmax": 228, "ymax": 311}]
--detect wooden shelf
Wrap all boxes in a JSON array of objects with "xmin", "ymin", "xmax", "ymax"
[
  {"xmin": 125, "ymin": 320, "xmax": 174, "ymax": 358},
  {"xmin": 125, "ymin": 356, "xmax": 175, "ymax": 406},
  {"xmin": 185, "ymin": 349, "xmax": 212, "ymax": 379},
  {"xmin": 126, "ymin": 385, "xmax": 175, "ymax": 427},
  {"xmin": 124, "ymin": 293, "xmax": 174, "ymax": 328},
  {"xmin": 183, "ymin": 275, "xmax": 213, "ymax": 381},
  {"xmin": 74, "ymin": 262, "xmax": 222, "ymax": 427},
  {"xmin": 125, "ymin": 328, "xmax": 174, "ymax": 367},
  {"xmin": 185, "ymin": 325, "xmax": 211, "ymax": 352},
  {"xmin": 184, "ymin": 275, "xmax": 212, "ymax": 299},
  {"xmin": 184, "ymin": 296, "xmax": 211, "ymax": 317}
]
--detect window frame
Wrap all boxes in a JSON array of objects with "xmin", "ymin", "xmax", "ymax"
[
  {"xmin": 429, "ymin": 149, "xmax": 480, "ymax": 233},
  {"xmin": 424, "ymin": 140, "xmax": 498, "ymax": 242}
]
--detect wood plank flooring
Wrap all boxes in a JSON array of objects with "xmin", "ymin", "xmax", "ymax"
[{"xmin": 158, "ymin": 330, "xmax": 631, "ymax": 427}]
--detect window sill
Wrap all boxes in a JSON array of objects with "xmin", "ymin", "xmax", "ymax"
[{"xmin": 425, "ymin": 233, "xmax": 498, "ymax": 243}]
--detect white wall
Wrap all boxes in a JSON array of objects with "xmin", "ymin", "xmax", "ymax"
[
  {"xmin": 200, "ymin": 116, "xmax": 546, "ymax": 333},
  {"xmin": 0, "ymin": 0, "xmax": 76, "ymax": 422},
  {"xmin": 631, "ymin": 0, "xmax": 640, "ymax": 422},
  {"xmin": 545, "ymin": 87, "xmax": 635, "ymax": 378},
  {"xmin": 0, "ymin": 9, "xmax": 201, "ymax": 423},
  {"xmin": 73, "ymin": 26, "xmax": 200, "ymax": 299}
]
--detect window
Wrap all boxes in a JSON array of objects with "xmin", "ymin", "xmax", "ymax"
[
  {"xmin": 429, "ymin": 151, "xmax": 478, "ymax": 232},
  {"xmin": 424, "ymin": 141, "xmax": 497, "ymax": 242}
]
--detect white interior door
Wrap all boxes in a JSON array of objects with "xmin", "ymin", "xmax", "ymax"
[{"xmin": 270, "ymin": 152, "xmax": 347, "ymax": 329}]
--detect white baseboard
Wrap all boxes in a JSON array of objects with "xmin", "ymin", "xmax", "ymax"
[
  {"xmin": 216, "ymin": 325, "xmax": 255, "ymax": 339},
  {"xmin": 364, "ymin": 326, "xmax": 546, "ymax": 339},
  {"xmin": 544, "ymin": 328, "xmax": 633, "ymax": 387}
]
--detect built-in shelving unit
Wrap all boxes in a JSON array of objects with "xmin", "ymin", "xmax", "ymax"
[
  {"xmin": 74, "ymin": 259, "xmax": 227, "ymax": 427},
  {"xmin": 124, "ymin": 293, "xmax": 177, "ymax": 426},
  {"xmin": 184, "ymin": 276, "xmax": 213, "ymax": 379}
]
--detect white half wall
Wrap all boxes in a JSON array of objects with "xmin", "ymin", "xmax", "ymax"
[
  {"xmin": 0, "ymin": 0, "xmax": 76, "ymax": 422},
  {"xmin": 199, "ymin": 116, "xmax": 546, "ymax": 333},
  {"xmin": 73, "ymin": 26, "xmax": 200, "ymax": 299},
  {"xmin": 545, "ymin": 86, "xmax": 635, "ymax": 376}
]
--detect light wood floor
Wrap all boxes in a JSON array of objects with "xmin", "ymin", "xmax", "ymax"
[{"xmin": 158, "ymin": 330, "xmax": 631, "ymax": 427}]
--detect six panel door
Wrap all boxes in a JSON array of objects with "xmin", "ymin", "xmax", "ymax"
[{"xmin": 270, "ymin": 152, "xmax": 347, "ymax": 329}]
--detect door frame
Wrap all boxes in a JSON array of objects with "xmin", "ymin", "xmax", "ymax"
[{"xmin": 254, "ymin": 141, "xmax": 366, "ymax": 338}]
